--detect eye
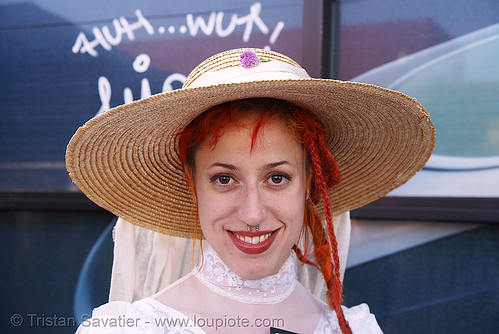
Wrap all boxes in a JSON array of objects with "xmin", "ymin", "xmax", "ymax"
[
  {"xmin": 210, "ymin": 174, "xmax": 235, "ymax": 187},
  {"xmin": 268, "ymin": 173, "xmax": 290, "ymax": 186},
  {"xmin": 217, "ymin": 175, "xmax": 232, "ymax": 185},
  {"xmin": 271, "ymin": 175, "xmax": 284, "ymax": 184}
]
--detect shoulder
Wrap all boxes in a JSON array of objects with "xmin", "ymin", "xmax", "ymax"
[
  {"xmin": 342, "ymin": 304, "xmax": 383, "ymax": 333},
  {"xmin": 316, "ymin": 302, "xmax": 383, "ymax": 334},
  {"xmin": 74, "ymin": 298, "xmax": 202, "ymax": 334}
]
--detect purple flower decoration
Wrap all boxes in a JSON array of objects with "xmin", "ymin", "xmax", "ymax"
[{"xmin": 239, "ymin": 50, "xmax": 261, "ymax": 69}]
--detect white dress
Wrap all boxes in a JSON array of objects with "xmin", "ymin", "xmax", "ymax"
[{"xmin": 76, "ymin": 247, "xmax": 383, "ymax": 333}]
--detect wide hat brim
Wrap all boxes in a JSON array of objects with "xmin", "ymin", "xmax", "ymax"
[{"xmin": 66, "ymin": 64, "xmax": 435, "ymax": 238}]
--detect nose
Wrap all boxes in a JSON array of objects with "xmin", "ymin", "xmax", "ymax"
[{"xmin": 237, "ymin": 183, "xmax": 267, "ymax": 226}]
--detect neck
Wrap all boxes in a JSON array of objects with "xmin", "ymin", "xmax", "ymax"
[{"xmin": 194, "ymin": 246, "xmax": 297, "ymax": 304}]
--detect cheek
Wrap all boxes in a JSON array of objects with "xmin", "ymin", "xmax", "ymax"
[
  {"xmin": 291, "ymin": 206, "xmax": 306, "ymax": 235},
  {"xmin": 196, "ymin": 189, "xmax": 214, "ymax": 225},
  {"xmin": 273, "ymin": 194, "xmax": 305, "ymax": 229},
  {"xmin": 197, "ymin": 198, "xmax": 219, "ymax": 243},
  {"xmin": 288, "ymin": 191, "xmax": 306, "ymax": 232},
  {"xmin": 196, "ymin": 187, "xmax": 233, "ymax": 231}
]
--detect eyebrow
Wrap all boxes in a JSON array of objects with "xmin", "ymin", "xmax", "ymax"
[
  {"xmin": 209, "ymin": 163, "xmax": 239, "ymax": 171},
  {"xmin": 265, "ymin": 161, "xmax": 291, "ymax": 169},
  {"xmin": 210, "ymin": 160, "xmax": 290, "ymax": 170},
  {"xmin": 209, "ymin": 161, "xmax": 291, "ymax": 171}
]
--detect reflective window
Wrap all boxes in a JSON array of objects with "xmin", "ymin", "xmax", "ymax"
[
  {"xmin": 334, "ymin": 0, "xmax": 499, "ymax": 198},
  {"xmin": 334, "ymin": 2, "xmax": 499, "ymax": 333}
]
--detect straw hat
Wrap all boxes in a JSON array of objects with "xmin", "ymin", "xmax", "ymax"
[{"xmin": 66, "ymin": 48, "xmax": 435, "ymax": 238}]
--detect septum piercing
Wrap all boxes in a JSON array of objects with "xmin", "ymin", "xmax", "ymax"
[{"xmin": 247, "ymin": 224, "xmax": 260, "ymax": 231}]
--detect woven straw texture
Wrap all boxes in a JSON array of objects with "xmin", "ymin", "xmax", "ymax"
[{"xmin": 66, "ymin": 48, "xmax": 435, "ymax": 238}]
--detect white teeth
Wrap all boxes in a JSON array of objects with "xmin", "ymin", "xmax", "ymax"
[{"xmin": 236, "ymin": 233, "xmax": 271, "ymax": 244}]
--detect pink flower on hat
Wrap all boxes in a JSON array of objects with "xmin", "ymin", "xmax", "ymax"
[{"xmin": 239, "ymin": 50, "xmax": 261, "ymax": 69}]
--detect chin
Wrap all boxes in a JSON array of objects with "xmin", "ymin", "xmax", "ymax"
[
  {"xmin": 231, "ymin": 253, "xmax": 284, "ymax": 280},
  {"xmin": 209, "ymin": 231, "xmax": 293, "ymax": 279}
]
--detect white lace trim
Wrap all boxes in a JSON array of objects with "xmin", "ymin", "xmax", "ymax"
[{"xmin": 194, "ymin": 246, "xmax": 297, "ymax": 304}]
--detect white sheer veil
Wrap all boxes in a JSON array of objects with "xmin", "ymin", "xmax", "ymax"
[{"xmin": 108, "ymin": 212, "xmax": 351, "ymax": 303}]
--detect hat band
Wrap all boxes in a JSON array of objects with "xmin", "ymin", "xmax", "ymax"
[{"xmin": 187, "ymin": 61, "xmax": 311, "ymax": 88}]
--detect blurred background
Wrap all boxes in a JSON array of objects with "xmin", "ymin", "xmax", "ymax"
[{"xmin": 1, "ymin": 1, "xmax": 498, "ymax": 333}]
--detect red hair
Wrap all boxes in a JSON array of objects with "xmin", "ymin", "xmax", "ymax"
[{"xmin": 177, "ymin": 98, "xmax": 352, "ymax": 334}]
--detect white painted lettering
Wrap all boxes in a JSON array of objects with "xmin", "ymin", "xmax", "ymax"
[
  {"xmin": 215, "ymin": 12, "xmax": 238, "ymax": 38},
  {"xmin": 96, "ymin": 76, "xmax": 111, "ymax": 117},
  {"xmin": 237, "ymin": 3, "xmax": 269, "ymax": 42},
  {"xmin": 133, "ymin": 54, "xmax": 151, "ymax": 73},
  {"xmin": 186, "ymin": 12, "xmax": 216, "ymax": 36},
  {"xmin": 72, "ymin": 10, "xmax": 153, "ymax": 57},
  {"xmin": 101, "ymin": 19, "xmax": 123, "ymax": 46},
  {"xmin": 162, "ymin": 73, "xmax": 187, "ymax": 92}
]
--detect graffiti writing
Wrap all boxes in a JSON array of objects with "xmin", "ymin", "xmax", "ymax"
[
  {"xmin": 96, "ymin": 54, "xmax": 186, "ymax": 117},
  {"xmin": 72, "ymin": 3, "xmax": 284, "ymax": 57},
  {"xmin": 71, "ymin": 2, "xmax": 286, "ymax": 116}
]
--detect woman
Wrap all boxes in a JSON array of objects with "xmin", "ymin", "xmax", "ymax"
[{"xmin": 67, "ymin": 48, "xmax": 435, "ymax": 333}]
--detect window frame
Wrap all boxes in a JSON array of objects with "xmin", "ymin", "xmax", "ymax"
[{"xmin": 1, "ymin": 0, "xmax": 497, "ymax": 224}]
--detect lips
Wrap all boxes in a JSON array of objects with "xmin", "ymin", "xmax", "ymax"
[{"xmin": 228, "ymin": 229, "xmax": 279, "ymax": 255}]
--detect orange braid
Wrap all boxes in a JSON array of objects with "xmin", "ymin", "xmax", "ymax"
[
  {"xmin": 306, "ymin": 141, "xmax": 351, "ymax": 333},
  {"xmin": 295, "ymin": 110, "xmax": 351, "ymax": 334}
]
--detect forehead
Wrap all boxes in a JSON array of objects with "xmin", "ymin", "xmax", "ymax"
[
  {"xmin": 196, "ymin": 111, "xmax": 304, "ymax": 161},
  {"xmin": 223, "ymin": 110, "xmax": 296, "ymax": 147}
]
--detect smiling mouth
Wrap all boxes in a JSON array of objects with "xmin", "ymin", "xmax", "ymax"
[
  {"xmin": 228, "ymin": 229, "xmax": 279, "ymax": 255},
  {"xmin": 233, "ymin": 232, "xmax": 272, "ymax": 244}
]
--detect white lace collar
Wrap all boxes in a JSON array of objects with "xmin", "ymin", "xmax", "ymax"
[{"xmin": 194, "ymin": 246, "xmax": 297, "ymax": 304}]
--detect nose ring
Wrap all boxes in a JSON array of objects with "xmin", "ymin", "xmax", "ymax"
[{"xmin": 247, "ymin": 224, "xmax": 260, "ymax": 231}]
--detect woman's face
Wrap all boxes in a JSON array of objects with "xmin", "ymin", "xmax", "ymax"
[{"xmin": 194, "ymin": 111, "xmax": 307, "ymax": 280}]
